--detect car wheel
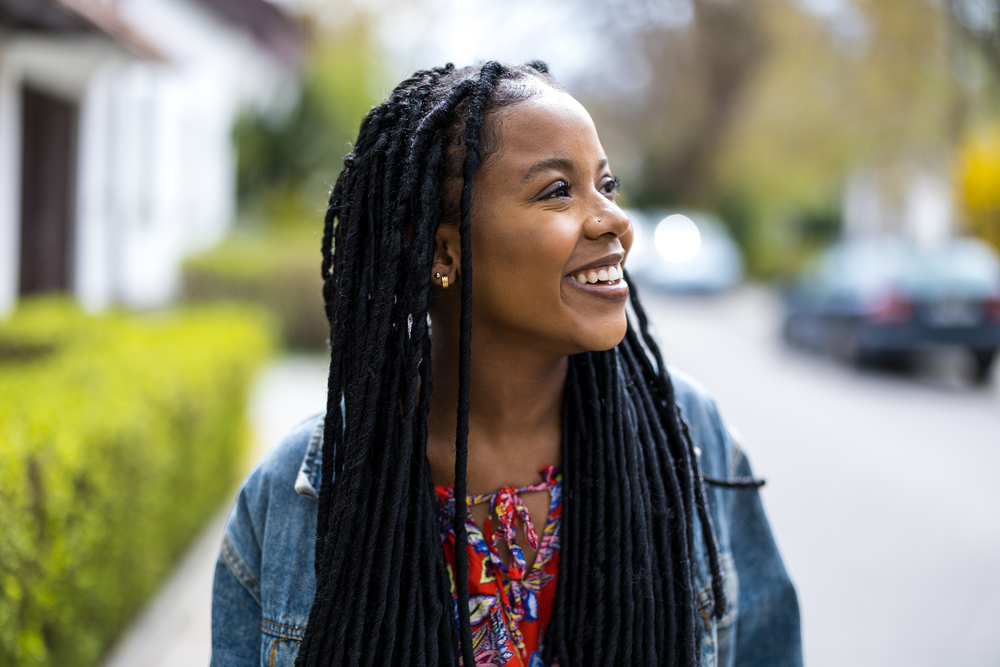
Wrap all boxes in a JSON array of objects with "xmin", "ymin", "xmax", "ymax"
[{"xmin": 971, "ymin": 348, "xmax": 997, "ymax": 385}]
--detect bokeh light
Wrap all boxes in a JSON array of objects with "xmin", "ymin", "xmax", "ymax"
[{"xmin": 655, "ymin": 214, "xmax": 702, "ymax": 263}]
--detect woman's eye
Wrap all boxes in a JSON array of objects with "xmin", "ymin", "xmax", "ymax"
[
  {"xmin": 602, "ymin": 176, "xmax": 621, "ymax": 196},
  {"xmin": 543, "ymin": 181, "xmax": 571, "ymax": 199}
]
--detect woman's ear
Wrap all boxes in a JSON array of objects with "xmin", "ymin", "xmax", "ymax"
[{"xmin": 432, "ymin": 224, "xmax": 461, "ymax": 287}]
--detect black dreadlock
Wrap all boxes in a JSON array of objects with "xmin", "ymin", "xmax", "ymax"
[{"xmin": 296, "ymin": 61, "xmax": 730, "ymax": 667}]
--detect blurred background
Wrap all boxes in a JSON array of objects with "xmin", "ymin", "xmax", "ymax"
[{"xmin": 2, "ymin": 0, "xmax": 999, "ymax": 665}]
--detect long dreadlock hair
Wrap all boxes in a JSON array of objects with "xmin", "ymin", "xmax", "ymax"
[{"xmin": 295, "ymin": 61, "xmax": 730, "ymax": 667}]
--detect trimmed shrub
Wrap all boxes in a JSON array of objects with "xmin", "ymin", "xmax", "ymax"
[
  {"xmin": 0, "ymin": 299, "xmax": 274, "ymax": 666},
  {"xmin": 182, "ymin": 228, "xmax": 328, "ymax": 350}
]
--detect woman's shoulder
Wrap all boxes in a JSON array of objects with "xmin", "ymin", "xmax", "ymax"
[
  {"xmin": 220, "ymin": 414, "xmax": 324, "ymax": 581},
  {"xmin": 667, "ymin": 367, "xmax": 744, "ymax": 480},
  {"xmin": 214, "ymin": 415, "xmax": 323, "ymax": 659},
  {"xmin": 668, "ymin": 366, "xmax": 719, "ymax": 415},
  {"xmin": 244, "ymin": 413, "xmax": 325, "ymax": 502}
]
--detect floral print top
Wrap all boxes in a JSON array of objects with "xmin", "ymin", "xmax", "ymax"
[{"xmin": 435, "ymin": 466, "xmax": 562, "ymax": 667}]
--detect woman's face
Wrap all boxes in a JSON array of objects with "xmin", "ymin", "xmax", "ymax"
[{"xmin": 461, "ymin": 86, "xmax": 633, "ymax": 356}]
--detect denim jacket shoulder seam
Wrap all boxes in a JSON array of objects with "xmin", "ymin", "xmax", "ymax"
[{"xmin": 220, "ymin": 533, "xmax": 262, "ymax": 606}]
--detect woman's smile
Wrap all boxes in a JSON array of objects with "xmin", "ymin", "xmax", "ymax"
[{"xmin": 564, "ymin": 259, "xmax": 629, "ymax": 300}]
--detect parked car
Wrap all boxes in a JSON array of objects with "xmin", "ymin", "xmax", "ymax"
[
  {"xmin": 782, "ymin": 237, "xmax": 1000, "ymax": 383},
  {"xmin": 625, "ymin": 210, "xmax": 743, "ymax": 292}
]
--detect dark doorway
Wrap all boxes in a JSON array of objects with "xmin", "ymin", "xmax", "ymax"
[{"xmin": 19, "ymin": 86, "xmax": 78, "ymax": 295}]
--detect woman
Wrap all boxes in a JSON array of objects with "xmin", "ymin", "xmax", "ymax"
[{"xmin": 211, "ymin": 61, "xmax": 801, "ymax": 667}]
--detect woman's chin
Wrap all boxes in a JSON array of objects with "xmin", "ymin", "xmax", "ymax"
[{"xmin": 570, "ymin": 317, "xmax": 629, "ymax": 354}]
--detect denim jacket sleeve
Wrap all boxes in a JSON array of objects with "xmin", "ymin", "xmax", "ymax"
[
  {"xmin": 672, "ymin": 368, "xmax": 803, "ymax": 667},
  {"xmin": 211, "ymin": 495, "xmax": 263, "ymax": 665},
  {"xmin": 211, "ymin": 416, "xmax": 322, "ymax": 666},
  {"xmin": 728, "ymin": 448, "xmax": 803, "ymax": 667}
]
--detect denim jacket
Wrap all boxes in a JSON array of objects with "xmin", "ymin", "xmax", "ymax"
[{"xmin": 211, "ymin": 370, "xmax": 802, "ymax": 666}]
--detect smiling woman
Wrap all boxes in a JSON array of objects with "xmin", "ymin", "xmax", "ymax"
[{"xmin": 210, "ymin": 62, "xmax": 802, "ymax": 667}]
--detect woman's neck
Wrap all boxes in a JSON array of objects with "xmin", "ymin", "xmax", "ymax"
[{"xmin": 425, "ymin": 323, "xmax": 566, "ymax": 493}]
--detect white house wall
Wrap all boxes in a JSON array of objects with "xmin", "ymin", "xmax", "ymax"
[
  {"xmin": 74, "ymin": 66, "xmax": 112, "ymax": 311},
  {"xmin": 842, "ymin": 163, "xmax": 954, "ymax": 248},
  {"xmin": 0, "ymin": 33, "xmax": 125, "ymax": 316},
  {"xmin": 117, "ymin": 0, "xmax": 290, "ymax": 258},
  {"xmin": 1, "ymin": 0, "xmax": 294, "ymax": 315},
  {"xmin": 904, "ymin": 170, "xmax": 953, "ymax": 250},
  {"xmin": 74, "ymin": 0, "xmax": 291, "ymax": 308},
  {"xmin": 0, "ymin": 44, "xmax": 22, "ymax": 317}
]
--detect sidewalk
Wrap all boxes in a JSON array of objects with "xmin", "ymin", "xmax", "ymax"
[{"xmin": 100, "ymin": 355, "xmax": 329, "ymax": 667}]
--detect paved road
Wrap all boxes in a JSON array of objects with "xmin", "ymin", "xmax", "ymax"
[
  {"xmin": 636, "ymin": 283, "xmax": 1000, "ymax": 667},
  {"xmin": 103, "ymin": 287, "xmax": 1000, "ymax": 667}
]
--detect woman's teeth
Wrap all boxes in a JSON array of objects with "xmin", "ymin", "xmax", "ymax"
[{"xmin": 572, "ymin": 264, "xmax": 622, "ymax": 284}]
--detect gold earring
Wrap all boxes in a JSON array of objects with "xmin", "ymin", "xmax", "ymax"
[
  {"xmin": 435, "ymin": 272, "xmax": 441, "ymax": 280},
  {"xmin": 442, "ymin": 276, "xmax": 449, "ymax": 289}
]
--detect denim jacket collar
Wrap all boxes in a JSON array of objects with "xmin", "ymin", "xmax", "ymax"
[{"xmin": 293, "ymin": 418, "xmax": 324, "ymax": 500}]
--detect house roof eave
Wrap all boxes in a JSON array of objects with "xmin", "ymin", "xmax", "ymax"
[
  {"xmin": 0, "ymin": 0, "xmax": 164, "ymax": 61},
  {"xmin": 54, "ymin": 0, "xmax": 164, "ymax": 61},
  {"xmin": 195, "ymin": 0, "xmax": 304, "ymax": 68}
]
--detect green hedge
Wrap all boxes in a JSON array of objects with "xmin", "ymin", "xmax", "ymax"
[
  {"xmin": 0, "ymin": 299, "xmax": 274, "ymax": 666},
  {"xmin": 182, "ymin": 228, "xmax": 328, "ymax": 350}
]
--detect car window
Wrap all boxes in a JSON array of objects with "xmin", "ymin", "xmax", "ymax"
[
  {"xmin": 900, "ymin": 241, "xmax": 1000, "ymax": 295},
  {"xmin": 821, "ymin": 242, "xmax": 906, "ymax": 295}
]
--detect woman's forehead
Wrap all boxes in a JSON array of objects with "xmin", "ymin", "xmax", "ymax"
[{"xmin": 488, "ymin": 90, "xmax": 604, "ymax": 172}]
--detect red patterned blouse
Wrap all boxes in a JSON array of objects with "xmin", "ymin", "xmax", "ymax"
[{"xmin": 434, "ymin": 466, "xmax": 562, "ymax": 667}]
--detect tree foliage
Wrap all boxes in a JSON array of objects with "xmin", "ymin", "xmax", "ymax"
[
  {"xmin": 235, "ymin": 17, "xmax": 387, "ymax": 228},
  {"xmin": 951, "ymin": 0, "xmax": 1000, "ymax": 77},
  {"xmin": 580, "ymin": 0, "xmax": 996, "ymax": 274}
]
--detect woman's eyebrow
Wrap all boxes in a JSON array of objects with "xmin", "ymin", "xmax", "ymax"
[
  {"xmin": 520, "ymin": 157, "xmax": 609, "ymax": 183},
  {"xmin": 521, "ymin": 157, "xmax": 574, "ymax": 183}
]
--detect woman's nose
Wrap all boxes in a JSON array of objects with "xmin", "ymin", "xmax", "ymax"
[{"xmin": 584, "ymin": 202, "xmax": 630, "ymax": 240}]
